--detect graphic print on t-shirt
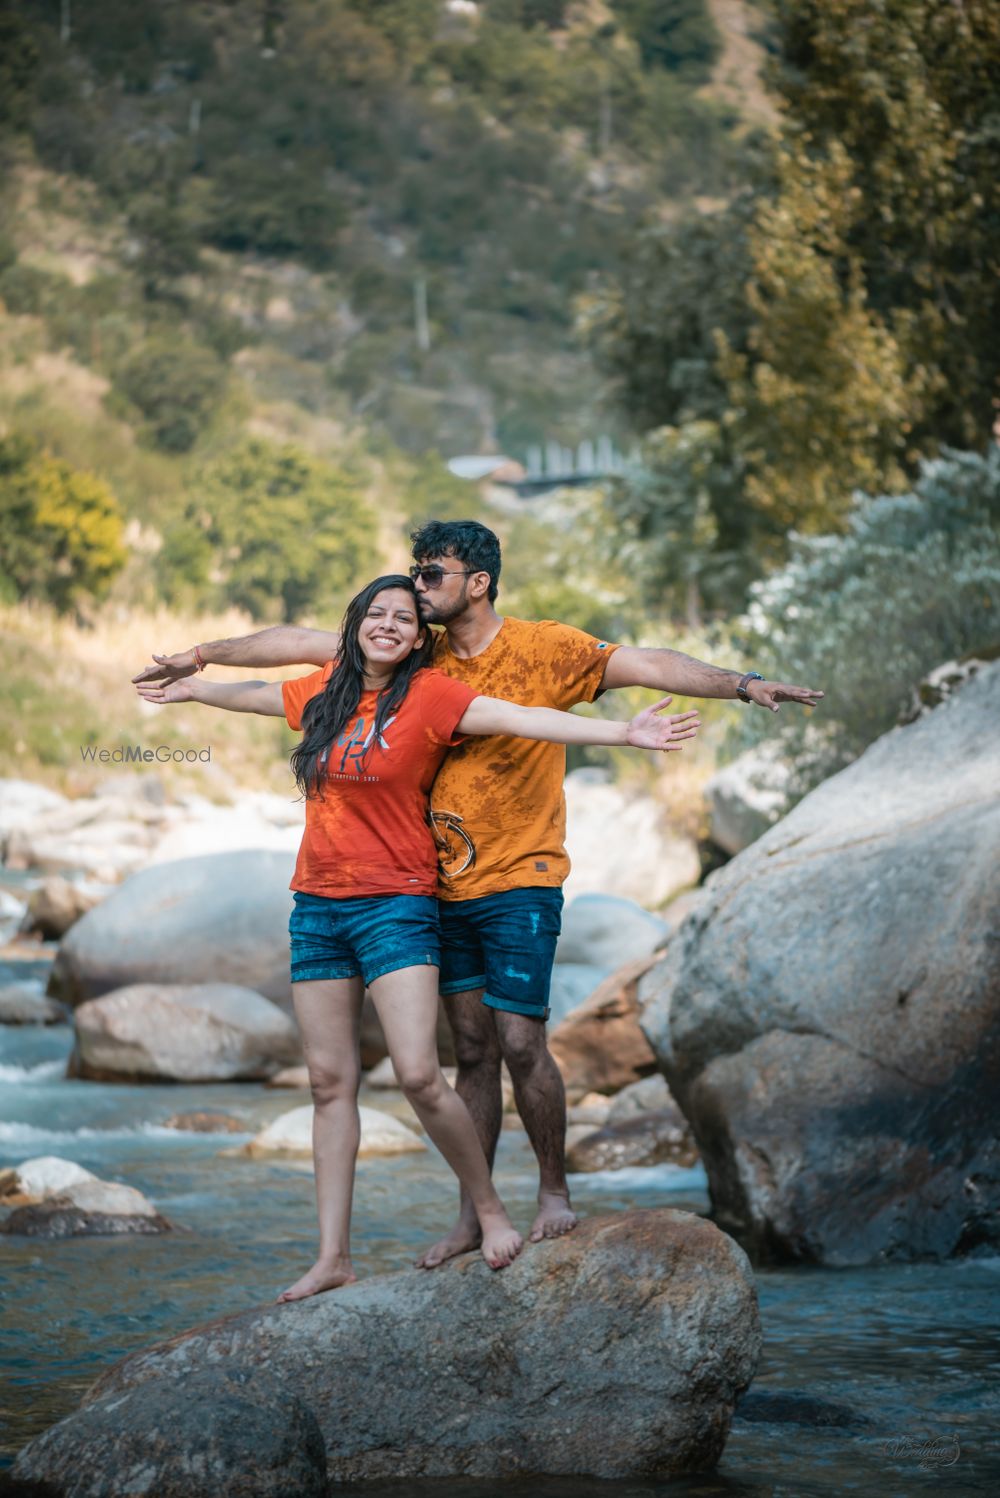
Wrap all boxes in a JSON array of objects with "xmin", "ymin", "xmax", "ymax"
[
  {"xmin": 321, "ymin": 713, "xmax": 398, "ymax": 779},
  {"xmin": 429, "ymin": 807, "xmax": 477, "ymax": 877}
]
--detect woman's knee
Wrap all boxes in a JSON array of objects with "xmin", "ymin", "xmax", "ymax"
[
  {"xmin": 395, "ymin": 1060, "xmax": 444, "ymax": 1104},
  {"xmin": 307, "ymin": 1062, "xmax": 360, "ymax": 1108}
]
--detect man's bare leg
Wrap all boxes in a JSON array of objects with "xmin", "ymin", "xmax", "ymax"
[
  {"xmin": 415, "ymin": 987, "xmax": 504, "ymax": 1268},
  {"xmin": 495, "ymin": 1009, "xmax": 577, "ymax": 1242},
  {"xmin": 278, "ymin": 976, "xmax": 364, "ymax": 1302}
]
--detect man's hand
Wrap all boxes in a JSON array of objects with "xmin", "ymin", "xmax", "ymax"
[
  {"xmin": 625, "ymin": 696, "xmax": 700, "ymax": 752},
  {"xmin": 132, "ymin": 650, "xmax": 199, "ymax": 686},
  {"xmin": 135, "ymin": 680, "xmax": 196, "ymax": 705},
  {"xmin": 746, "ymin": 680, "xmax": 824, "ymax": 714}
]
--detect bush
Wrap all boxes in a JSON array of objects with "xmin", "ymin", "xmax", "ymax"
[
  {"xmin": 112, "ymin": 335, "xmax": 226, "ymax": 452},
  {"xmin": 0, "ymin": 433, "xmax": 127, "ymax": 614},
  {"xmin": 733, "ymin": 447, "xmax": 1000, "ymax": 794}
]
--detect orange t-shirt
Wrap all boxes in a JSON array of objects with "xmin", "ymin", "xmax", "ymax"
[
  {"xmin": 282, "ymin": 665, "xmax": 477, "ymax": 898},
  {"xmin": 428, "ymin": 617, "xmax": 620, "ymax": 901}
]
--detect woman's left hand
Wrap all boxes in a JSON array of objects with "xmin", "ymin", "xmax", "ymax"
[{"xmin": 625, "ymin": 697, "xmax": 701, "ymax": 752}]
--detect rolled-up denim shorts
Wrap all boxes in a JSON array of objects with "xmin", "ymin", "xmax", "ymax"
[
  {"xmin": 288, "ymin": 891, "xmax": 440, "ymax": 987},
  {"xmin": 438, "ymin": 887, "xmax": 564, "ymax": 1021}
]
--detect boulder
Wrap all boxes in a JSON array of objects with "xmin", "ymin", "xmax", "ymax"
[
  {"xmin": 607, "ymin": 1072, "xmax": 675, "ymax": 1122},
  {"xmin": 640, "ymin": 661, "xmax": 1000, "ymax": 1266},
  {"xmin": 22, "ymin": 875, "xmax": 106, "ymax": 939},
  {"xmin": 0, "ymin": 981, "xmax": 68, "ymax": 1025},
  {"xmin": 567, "ymin": 1108, "xmax": 698, "ymax": 1173},
  {"xmin": 0, "ymin": 1155, "xmax": 97, "ymax": 1206},
  {"xmin": 0, "ymin": 779, "xmax": 68, "ymax": 842},
  {"xmin": 0, "ymin": 888, "xmax": 27, "ymax": 944},
  {"xmin": 49, "ymin": 851, "xmax": 296, "ymax": 1008},
  {"xmin": 547, "ymin": 961, "xmax": 608, "ymax": 1023},
  {"xmin": 245, "ymin": 1104, "xmax": 426, "ymax": 1159},
  {"xmin": 69, "ymin": 983, "xmax": 301, "ymax": 1082},
  {"xmin": 556, "ymin": 892, "xmax": 670, "ymax": 969},
  {"xmin": 15, "ymin": 1209, "xmax": 760, "ymax": 1487},
  {"xmin": 703, "ymin": 742, "xmax": 791, "ymax": 856},
  {"xmin": 266, "ymin": 1065, "xmax": 311, "ymax": 1089},
  {"xmin": 163, "ymin": 1112, "xmax": 247, "ymax": 1134},
  {"xmin": 12, "ymin": 1367, "xmax": 327, "ymax": 1498},
  {"xmin": 563, "ymin": 772, "xmax": 700, "ymax": 906},
  {"xmin": 548, "ymin": 954, "xmax": 661, "ymax": 1102},
  {"xmin": 1, "ymin": 1177, "xmax": 170, "ymax": 1237}
]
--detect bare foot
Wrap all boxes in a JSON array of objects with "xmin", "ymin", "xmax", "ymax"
[
  {"xmin": 414, "ymin": 1218, "xmax": 482, "ymax": 1270},
  {"xmin": 529, "ymin": 1189, "xmax": 578, "ymax": 1243},
  {"xmin": 480, "ymin": 1212, "xmax": 524, "ymax": 1270},
  {"xmin": 276, "ymin": 1259, "xmax": 357, "ymax": 1303}
]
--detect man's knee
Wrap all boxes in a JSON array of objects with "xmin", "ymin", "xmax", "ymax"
[
  {"xmin": 495, "ymin": 1011, "xmax": 551, "ymax": 1080},
  {"xmin": 444, "ymin": 991, "xmax": 501, "ymax": 1071}
]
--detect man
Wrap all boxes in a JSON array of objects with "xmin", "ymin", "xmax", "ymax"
[{"xmin": 134, "ymin": 519, "xmax": 822, "ymax": 1264}]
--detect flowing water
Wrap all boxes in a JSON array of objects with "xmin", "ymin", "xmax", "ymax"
[{"xmin": 2, "ymin": 991, "xmax": 999, "ymax": 1496}]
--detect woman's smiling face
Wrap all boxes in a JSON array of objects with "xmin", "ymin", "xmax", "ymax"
[{"xmin": 358, "ymin": 586, "xmax": 425, "ymax": 671}]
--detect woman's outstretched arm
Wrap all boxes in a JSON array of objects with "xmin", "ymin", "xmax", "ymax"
[
  {"xmin": 457, "ymin": 695, "xmax": 699, "ymax": 752},
  {"xmin": 134, "ymin": 678, "xmax": 286, "ymax": 716}
]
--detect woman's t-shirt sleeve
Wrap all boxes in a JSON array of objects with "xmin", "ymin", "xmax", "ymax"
[
  {"xmin": 420, "ymin": 670, "xmax": 479, "ymax": 746},
  {"xmin": 282, "ymin": 661, "xmax": 334, "ymax": 731}
]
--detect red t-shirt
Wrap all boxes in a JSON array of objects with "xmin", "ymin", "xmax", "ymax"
[{"xmin": 281, "ymin": 665, "xmax": 477, "ymax": 898}]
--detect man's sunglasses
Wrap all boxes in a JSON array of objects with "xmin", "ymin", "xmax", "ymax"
[{"xmin": 409, "ymin": 565, "xmax": 474, "ymax": 589}]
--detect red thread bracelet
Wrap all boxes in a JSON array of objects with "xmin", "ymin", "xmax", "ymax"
[{"xmin": 193, "ymin": 644, "xmax": 206, "ymax": 672}]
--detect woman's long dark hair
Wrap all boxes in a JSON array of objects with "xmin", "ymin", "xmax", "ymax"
[{"xmin": 290, "ymin": 575, "xmax": 432, "ymax": 800}]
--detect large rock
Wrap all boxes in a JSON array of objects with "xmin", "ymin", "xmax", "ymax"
[
  {"xmin": 14, "ymin": 1210, "xmax": 760, "ymax": 1488},
  {"xmin": 1, "ymin": 1177, "xmax": 171, "ymax": 1237},
  {"xmin": 563, "ymin": 772, "xmax": 700, "ymax": 906},
  {"xmin": 549, "ymin": 955, "xmax": 661, "ymax": 1102},
  {"xmin": 69, "ymin": 983, "xmax": 302, "ymax": 1082},
  {"xmin": 0, "ymin": 1155, "xmax": 97, "ymax": 1205},
  {"xmin": 11, "ymin": 1367, "xmax": 327, "ymax": 1498},
  {"xmin": 556, "ymin": 892, "xmax": 670, "ymax": 969},
  {"xmin": 245, "ymin": 1104, "xmax": 426, "ymax": 1159},
  {"xmin": 703, "ymin": 742, "xmax": 791, "ymax": 855},
  {"xmin": 640, "ymin": 662, "xmax": 1000, "ymax": 1266},
  {"xmin": 22, "ymin": 875, "xmax": 106, "ymax": 939},
  {"xmin": 49, "ymin": 851, "xmax": 296, "ymax": 1008},
  {"xmin": 567, "ymin": 1108, "xmax": 698, "ymax": 1173}
]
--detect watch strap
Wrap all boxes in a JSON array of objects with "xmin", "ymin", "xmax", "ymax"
[{"xmin": 736, "ymin": 671, "xmax": 764, "ymax": 702}]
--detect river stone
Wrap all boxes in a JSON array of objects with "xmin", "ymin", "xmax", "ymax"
[
  {"xmin": 0, "ymin": 778, "xmax": 68, "ymax": 841},
  {"xmin": 556, "ymin": 892, "xmax": 670, "ymax": 969},
  {"xmin": 163, "ymin": 1111, "xmax": 247, "ymax": 1133},
  {"xmin": 549, "ymin": 954, "xmax": 661, "ymax": 1102},
  {"xmin": 703, "ymin": 742, "xmax": 791, "ymax": 855},
  {"xmin": 245, "ymin": 1103, "xmax": 426, "ymax": 1158},
  {"xmin": 607, "ymin": 1072, "xmax": 674, "ymax": 1122},
  {"xmin": 567, "ymin": 1108, "xmax": 698, "ymax": 1173},
  {"xmin": 69, "ymin": 983, "xmax": 301, "ymax": 1082},
  {"xmin": 548, "ymin": 961, "xmax": 609, "ymax": 1023},
  {"xmin": 640, "ymin": 660, "xmax": 1000, "ymax": 1266},
  {"xmin": 0, "ymin": 981, "xmax": 68, "ymax": 1025},
  {"xmin": 13, "ymin": 1365, "xmax": 327, "ymax": 1498},
  {"xmin": 0, "ymin": 1155, "xmax": 97, "ymax": 1206},
  {"xmin": 1, "ymin": 1178, "xmax": 171, "ymax": 1237},
  {"xmin": 16, "ymin": 1209, "xmax": 759, "ymax": 1485},
  {"xmin": 563, "ymin": 773, "xmax": 700, "ymax": 906},
  {"xmin": 23, "ymin": 875, "xmax": 105, "ymax": 939},
  {"xmin": 49, "ymin": 850, "xmax": 296, "ymax": 1008}
]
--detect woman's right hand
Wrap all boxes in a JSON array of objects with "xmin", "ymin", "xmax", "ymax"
[{"xmin": 134, "ymin": 680, "xmax": 197, "ymax": 706}]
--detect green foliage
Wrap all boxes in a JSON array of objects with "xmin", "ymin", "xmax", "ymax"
[
  {"xmin": 0, "ymin": 432, "xmax": 127, "ymax": 613},
  {"xmin": 112, "ymin": 335, "xmax": 226, "ymax": 452},
  {"xmin": 0, "ymin": 10, "xmax": 41, "ymax": 129},
  {"xmin": 612, "ymin": 0, "xmax": 720, "ymax": 78},
  {"xmin": 733, "ymin": 447, "xmax": 1000, "ymax": 794},
  {"xmin": 163, "ymin": 439, "xmax": 375, "ymax": 622}
]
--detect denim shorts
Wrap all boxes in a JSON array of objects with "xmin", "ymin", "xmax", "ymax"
[
  {"xmin": 288, "ymin": 891, "xmax": 440, "ymax": 987},
  {"xmin": 438, "ymin": 887, "xmax": 564, "ymax": 1021}
]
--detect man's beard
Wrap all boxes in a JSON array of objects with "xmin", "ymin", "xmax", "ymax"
[{"xmin": 418, "ymin": 584, "xmax": 469, "ymax": 626}]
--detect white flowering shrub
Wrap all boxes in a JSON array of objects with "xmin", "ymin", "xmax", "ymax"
[{"xmin": 732, "ymin": 447, "xmax": 1000, "ymax": 796}]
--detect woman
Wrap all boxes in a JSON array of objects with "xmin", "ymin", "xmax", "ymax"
[{"xmin": 136, "ymin": 575, "xmax": 699, "ymax": 1301}]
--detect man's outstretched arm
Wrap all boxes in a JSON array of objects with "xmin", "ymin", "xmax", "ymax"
[
  {"xmin": 600, "ymin": 646, "xmax": 823, "ymax": 713},
  {"xmin": 131, "ymin": 625, "xmax": 340, "ymax": 685}
]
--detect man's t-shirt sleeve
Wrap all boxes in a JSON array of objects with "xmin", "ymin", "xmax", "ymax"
[
  {"xmin": 420, "ymin": 671, "xmax": 479, "ymax": 746},
  {"xmin": 536, "ymin": 621, "xmax": 621, "ymax": 709},
  {"xmin": 282, "ymin": 661, "xmax": 334, "ymax": 731}
]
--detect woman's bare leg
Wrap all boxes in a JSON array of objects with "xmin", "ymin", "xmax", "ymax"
[
  {"xmin": 277, "ymin": 975, "xmax": 365, "ymax": 1302},
  {"xmin": 369, "ymin": 965, "xmax": 523, "ymax": 1270}
]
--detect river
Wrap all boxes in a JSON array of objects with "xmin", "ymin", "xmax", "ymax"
[{"xmin": 1, "ymin": 976, "xmax": 999, "ymax": 1496}]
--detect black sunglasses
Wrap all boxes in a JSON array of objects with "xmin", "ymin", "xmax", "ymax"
[{"xmin": 409, "ymin": 565, "xmax": 474, "ymax": 589}]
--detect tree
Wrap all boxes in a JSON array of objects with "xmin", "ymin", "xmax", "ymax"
[
  {"xmin": 113, "ymin": 335, "xmax": 226, "ymax": 452},
  {"xmin": 164, "ymin": 439, "xmax": 375, "ymax": 621},
  {"xmin": 611, "ymin": 0, "xmax": 720, "ymax": 77},
  {"xmin": 0, "ymin": 434, "xmax": 127, "ymax": 613}
]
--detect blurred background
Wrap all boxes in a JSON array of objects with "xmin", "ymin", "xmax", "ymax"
[{"xmin": 0, "ymin": 0, "xmax": 996, "ymax": 825}]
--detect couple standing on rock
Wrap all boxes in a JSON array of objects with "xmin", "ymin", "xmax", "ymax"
[{"xmin": 134, "ymin": 519, "xmax": 822, "ymax": 1301}]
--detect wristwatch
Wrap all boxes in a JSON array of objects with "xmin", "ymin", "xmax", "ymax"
[{"xmin": 736, "ymin": 671, "xmax": 765, "ymax": 702}]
